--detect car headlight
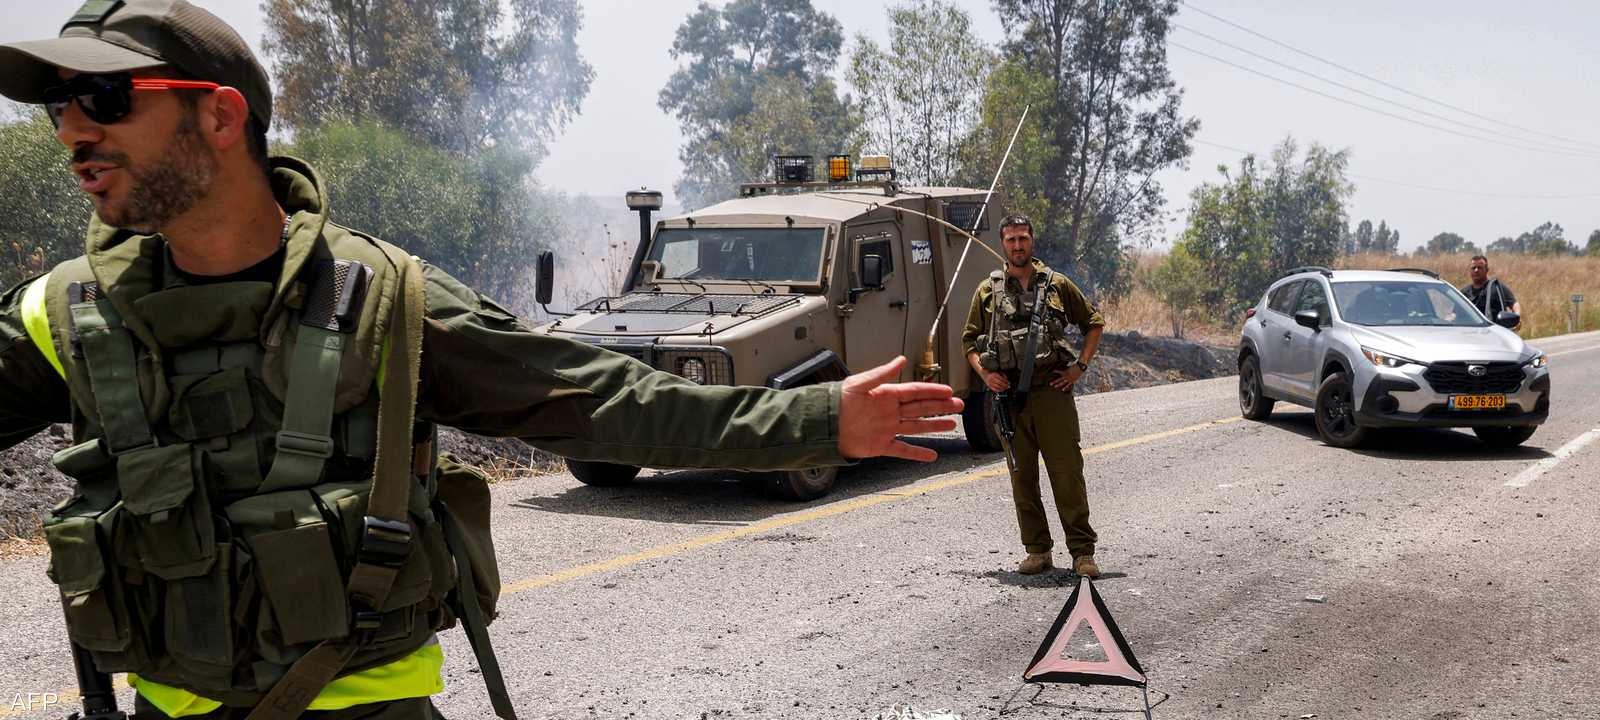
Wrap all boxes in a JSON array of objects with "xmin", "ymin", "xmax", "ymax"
[
  {"xmin": 1361, "ymin": 347, "xmax": 1418, "ymax": 368},
  {"xmin": 680, "ymin": 358, "xmax": 708, "ymax": 384},
  {"xmin": 1524, "ymin": 353, "xmax": 1548, "ymax": 369}
]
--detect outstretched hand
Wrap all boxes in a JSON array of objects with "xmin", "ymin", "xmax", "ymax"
[{"xmin": 837, "ymin": 356, "xmax": 964, "ymax": 462}]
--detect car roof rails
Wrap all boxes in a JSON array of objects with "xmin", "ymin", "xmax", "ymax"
[
  {"xmin": 1389, "ymin": 267, "xmax": 1441, "ymax": 279},
  {"xmin": 1283, "ymin": 266, "xmax": 1334, "ymax": 278}
]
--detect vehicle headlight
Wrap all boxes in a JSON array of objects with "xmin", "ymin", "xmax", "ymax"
[
  {"xmin": 680, "ymin": 358, "xmax": 708, "ymax": 384},
  {"xmin": 1361, "ymin": 347, "xmax": 1418, "ymax": 368},
  {"xmin": 1524, "ymin": 353, "xmax": 1548, "ymax": 369}
]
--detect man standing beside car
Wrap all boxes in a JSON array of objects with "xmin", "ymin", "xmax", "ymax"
[
  {"xmin": 962, "ymin": 214, "xmax": 1105, "ymax": 577},
  {"xmin": 1460, "ymin": 255, "xmax": 1522, "ymax": 331}
]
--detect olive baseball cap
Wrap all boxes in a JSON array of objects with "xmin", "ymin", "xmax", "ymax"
[{"xmin": 0, "ymin": 0, "xmax": 272, "ymax": 130}]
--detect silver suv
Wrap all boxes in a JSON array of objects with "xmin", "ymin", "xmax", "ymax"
[{"xmin": 1237, "ymin": 267, "xmax": 1551, "ymax": 448}]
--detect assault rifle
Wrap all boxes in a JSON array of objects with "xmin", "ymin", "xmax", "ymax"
[
  {"xmin": 991, "ymin": 275, "xmax": 1051, "ymax": 474},
  {"xmin": 67, "ymin": 642, "xmax": 125, "ymax": 720}
]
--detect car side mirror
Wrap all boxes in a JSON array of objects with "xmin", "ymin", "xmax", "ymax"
[
  {"xmin": 1495, "ymin": 310, "xmax": 1520, "ymax": 329},
  {"xmin": 1293, "ymin": 309, "xmax": 1321, "ymax": 330},
  {"xmin": 536, "ymin": 250, "xmax": 555, "ymax": 306}
]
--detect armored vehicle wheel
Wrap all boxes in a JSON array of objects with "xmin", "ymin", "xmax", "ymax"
[
  {"xmin": 1238, "ymin": 354, "xmax": 1274, "ymax": 420},
  {"xmin": 1473, "ymin": 425, "xmax": 1537, "ymax": 448},
  {"xmin": 1314, "ymin": 372, "xmax": 1369, "ymax": 448},
  {"xmin": 962, "ymin": 389, "xmax": 1003, "ymax": 452},
  {"xmin": 567, "ymin": 459, "xmax": 642, "ymax": 486},
  {"xmin": 767, "ymin": 466, "xmax": 839, "ymax": 501}
]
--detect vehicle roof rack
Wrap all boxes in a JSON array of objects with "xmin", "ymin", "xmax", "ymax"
[
  {"xmin": 1283, "ymin": 266, "xmax": 1334, "ymax": 278},
  {"xmin": 1389, "ymin": 267, "xmax": 1441, "ymax": 279}
]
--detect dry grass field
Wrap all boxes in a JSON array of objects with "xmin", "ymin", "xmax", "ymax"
[{"xmin": 1104, "ymin": 251, "xmax": 1600, "ymax": 344}]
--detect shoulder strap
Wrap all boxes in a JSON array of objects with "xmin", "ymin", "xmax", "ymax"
[
  {"xmin": 66, "ymin": 280, "xmax": 156, "ymax": 454},
  {"xmin": 248, "ymin": 255, "xmax": 422, "ymax": 720}
]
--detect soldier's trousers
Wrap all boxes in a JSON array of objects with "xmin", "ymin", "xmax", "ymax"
[
  {"xmin": 1006, "ymin": 385, "xmax": 1097, "ymax": 557},
  {"xmin": 132, "ymin": 695, "xmax": 446, "ymax": 719}
]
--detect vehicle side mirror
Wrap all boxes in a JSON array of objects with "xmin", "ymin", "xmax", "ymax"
[
  {"xmin": 861, "ymin": 254, "xmax": 884, "ymax": 290},
  {"xmin": 536, "ymin": 250, "xmax": 555, "ymax": 306},
  {"xmin": 849, "ymin": 254, "xmax": 885, "ymax": 304},
  {"xmin": 1294, "ymin": 309, "xmax": 1321, "ymax": 330},
  {"xmin": 1495, "ymin": 310, "xmax": 1520, "ymax": 329},
  {"xmin": 638, "ymin": 260, "xmax": 662, "ymax": 286}
]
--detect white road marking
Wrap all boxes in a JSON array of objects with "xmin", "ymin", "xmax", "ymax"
[
  {"xmin": 1505, "ymin": 428, "xmax": 1600, "ymax": 488},
  {"xmin": 1548, "ymin": 343, "xmax": 1600, "ymax": 358}
]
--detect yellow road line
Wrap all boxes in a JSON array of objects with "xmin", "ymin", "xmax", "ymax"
[
  {"xmin": 9, "ymin": 415, "xmax": 1243, "ymax": 717},
  {"xmin": 504, "ymin": 415, "xmax": 1244, "ymax": 596}
]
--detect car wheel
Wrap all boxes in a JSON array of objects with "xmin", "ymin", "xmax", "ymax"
[
  {"xmin": 767, "ymin": 465, "xmax": 839, "ymax": 501},
  {"xmin": 567, "ymin": 459, "xmax": 642, "ymax": 486},
  {"xmin": 1473, "ymin": 425, "xmax": 1537, "ymax": 449},
  {"xmin": 1239, "ymin": 354, "xmax": 1274, "ymax": 420},
  {"xmin": 1314, "ymin": 372, "xmax": 1368, "ymax": 448},
  {"xmin": 962, "ymin": 389, "xmax": 1004, "ymax": 452}
]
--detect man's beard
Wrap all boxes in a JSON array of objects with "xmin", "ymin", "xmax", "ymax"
[
  {"xmin": 1008, "ymin": 253, "xmax": 1030, "ymax": 268},
  {"xmin": 84, "ymin": 110, "xmax": 217, "ymax": 232}
]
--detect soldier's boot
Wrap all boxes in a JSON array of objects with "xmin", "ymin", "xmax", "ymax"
[
  {"xmin": 1072, "ymin": 554, "xmax": 1101, "ymax": 578},
  {"xmin": 1018, "ymin": 552, "xmax": 1053, "ymax": 575}
]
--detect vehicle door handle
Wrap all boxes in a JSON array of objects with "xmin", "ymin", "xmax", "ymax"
[{"xmin": 889, "ymin": 299, "xmax": 907, "ymax": 309}]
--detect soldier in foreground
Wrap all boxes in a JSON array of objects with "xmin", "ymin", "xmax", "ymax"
[
  {"xmin": 0, "ymin": 2, "xmax": 961, "ymax": 717},
  {"xmin": 962, "ymin": 214, "xmax": 1105, "ymax": 577}
]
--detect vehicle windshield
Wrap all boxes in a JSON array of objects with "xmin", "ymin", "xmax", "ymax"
[
  {"xmin": 1332, "ymin": 280, "xmax": 1488, "ymax": 327},
  {"xmin": 646, "ymin": 227, "xmax": 826, "ymax": 283}
]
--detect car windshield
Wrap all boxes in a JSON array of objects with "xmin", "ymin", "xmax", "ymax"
[
  {"xmin": 646, "ymin": 227, "xmax": 826, "ymax": 282},
  {"xmin": 1332, "ymin": 280, "xmax": 1488, "ymax": 327}
]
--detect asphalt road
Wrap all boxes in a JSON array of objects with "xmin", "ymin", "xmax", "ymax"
[{"xmin": 3, "ymin": 331, "xmax": 1598, "ymax": 720}]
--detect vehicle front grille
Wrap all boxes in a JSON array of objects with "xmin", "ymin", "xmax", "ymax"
[{"xmin": 1422, "ymin": 362, "xmax": 1523, "ymax": 394}]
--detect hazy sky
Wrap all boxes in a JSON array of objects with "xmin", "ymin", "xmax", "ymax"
[{"xmin": 6, "ymin": 1, "xmax": 1599, "ymax": 253}]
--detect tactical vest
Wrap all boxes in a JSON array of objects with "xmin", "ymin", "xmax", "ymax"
[
  {"xmin": 26, "ymin": 200, "xmax": 510, "ymax": 718},
  {"xmin": 975, "ymin": 269, "xmax": 1078, "ymax": 375}
]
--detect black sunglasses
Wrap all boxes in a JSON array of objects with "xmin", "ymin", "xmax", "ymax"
[{"xmin": 42, "ymin": 73, "xmax": 221, "ymax": 128}]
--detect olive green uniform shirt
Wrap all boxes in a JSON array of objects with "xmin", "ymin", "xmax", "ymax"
[
  {"xmin": 0, "ymin": 170, "xmax": 846, "ymax": 472},
  {"xmin": 960, "ymin": 258, "xmax": 1105, "ymax": 373}
]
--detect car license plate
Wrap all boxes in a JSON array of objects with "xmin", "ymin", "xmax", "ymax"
[{"xmin": 1450, "ymin": 394, "xmax": 1506, "ymax": 410}]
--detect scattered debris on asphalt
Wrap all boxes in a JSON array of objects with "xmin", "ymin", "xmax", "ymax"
[
  {"xmin": 1303, "ymin": 594, "xmax": 1327, "ymax": 603},
  {"xmin": 875, "ymin": 703, "xmax": 961, "ymax": 719}
]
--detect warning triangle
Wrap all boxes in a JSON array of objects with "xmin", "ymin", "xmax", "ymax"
[{"xmin": 1023, "ymin": 577, "xmax": 1146, "ymax": 687}]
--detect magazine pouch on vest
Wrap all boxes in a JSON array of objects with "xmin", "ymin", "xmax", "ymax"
[{"xmin": 39, "ymin": 242, "xmax": 509, "ymax": 717}]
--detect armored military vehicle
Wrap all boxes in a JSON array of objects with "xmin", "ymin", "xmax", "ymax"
[{"xmin": 535, "ymin": 155, "xmax": 1005, "ymax": 500}]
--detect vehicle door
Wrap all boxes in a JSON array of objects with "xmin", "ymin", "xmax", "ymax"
[
  {"xmin": 1257, "ymin": 280, "xmax": 1302, "ymax": 394},
  {"xmin": 1283, "ymin": 279, "xmax": 1333, "ymax": 396},
  {"xmin": 843, "ymin": 221, "xmax": 910, "ymax": 377}
]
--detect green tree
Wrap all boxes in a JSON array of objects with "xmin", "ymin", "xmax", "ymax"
[
  {"xmin": 1520, "ymin": 221, "xmax": 1574, "ymax": 255},
  {"xmin": 846, "ymin": 0, "xmax": 994, "ymax": 186},
  {"xmin": 0, "ymin": 106, "xmax": 91, "ymax": 289},
  {"xmin": 1373, "ymin": 220, "xmax": 1395, "ymax": 255},
  {"xmin": 672, "ymin": 73, "xmax": 862, "ymax": 209},
  {"xmin": 262, "ymin": 0, "xmax": 594, "ymax": 156},
  {"xmin": 1422, "ymin": 231, "xmax": 1477, "ymax": 256},
  {"xmin": 1181, "ymin": 137, "xmax": 1354, "ymax": 315},
  {"xmin": 277, "ymin": 121, "xmax": 556, "ymax": 314},
  {"xmin": 1143, "ymin": 240, "xmax": 1204, "ymax": 338},
  {"xmin": 1352, "ymin": 219, "xmax": 1374, "ymax": 253},
  {"xmin": 981, "ymin": 0, "xmax": 1198, "ymax": 297},
  {"xmin": 659, "ymin": 0, "xmax": 860, "ymax": 208},
  {"xmin": 1588, "ymin": 228, "xmax": 1600, "ymax": 256}
]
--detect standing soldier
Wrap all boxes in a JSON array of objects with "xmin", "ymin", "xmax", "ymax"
[
  {"xmin": 0, "ymin": 2, "xmax": 961, "ymax": 717},
  {"xmin": 962, "ymin": 214, "xmax": 1105, "ymax": 577}
]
